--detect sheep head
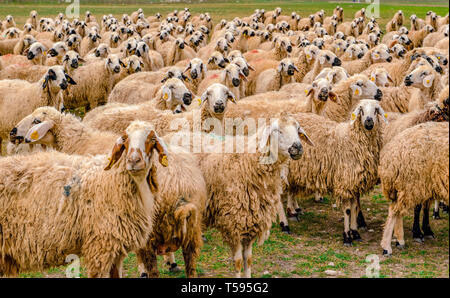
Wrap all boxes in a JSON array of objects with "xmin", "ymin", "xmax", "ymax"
[
  {"xmin": 351, "ymin": 99, "xmax": 388, "ymax": 130},
  {"xmin": 42, "ymin": 65, "xmax": 76, "ymax": 91},
  {"xmin": 200, "ymin": 83, "xmax": 236, "ymax": 115},
  {"xmin": 346, "ymin": 74, "xmax": 382, "ymax": 101},
  {"xmin": 105, "ymin": 121, "xmax": 169, "ymax": 174},
  {"xmin": 404, "ymin": 64, "xmax": 437, "ymax": 90},
  {"xmin": 369, "ymin": 68, "xmax": 393, "ymax": 87}
]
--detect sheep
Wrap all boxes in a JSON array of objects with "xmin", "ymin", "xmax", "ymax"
[
  {"xmin": 340, "ymin": 43, "xmax": 365, "ymax": 61},
  {"xmin": 26, "ymin": 10, "xmax": 38, "ymax": 30},
  {"xmin": 286, "ymin": 100, "xmax": 387, "ymax": 245},
  {"xmin": 0, "ymin": 38, "xmax": 19, "ymax": 55},
  {"xmin": 369, "ymin": 67, "xmax": 393, "ymax": 87},
  {"xmin": 243, "ymin": 35, "xmax": 293, "ymax": 62},
  {"xmin": 135, "ymin": 41, "xmax": 164, "ymax": 71},
  {"xmin": 390, "ymin": 43, "xmax": 407, "ymax": 59},
  {"xmin": 426, "ymin": 11, "xmax": 438, "ymax": 31},
  {"xmin": 408, "ymin": 25, "xmax": 435, "ymax": 48},
  {"xmin": 1, "ymin": 15, "xmax": 16, "ymax": 29},
  {"xmin": 160, "ymin": 38, "xmax": 196, "ymax": 66},
  {"xmin": 198, "ymin": 37, "xmax": 230, "ymax": 61},
  {"xmin": 0, "ymin": 66, "xmax": 75, "ymax": 162},
  {"xmin": 410, "ymin": 14, "xmax": 426, "ymax": 31},
  {"xmin": 293, "ymin": 45, "xmax": 320, "ymax": 83},
  {"xmin": 380, "ymin": 122, "xmax": 449, "ymax": 256},
  {"xmin": 80, "ymin": 28, "xmax": 101, "ymax": 56},
  {"xmin": 65, "ymin": 33, "xmax": 82, "ymax": 52},
  {"xmin": 190, "ymin": 115, "xmax": 313, "ymax": 277},
  {"xmin": 0, "ymin": 121, "xmax": 168, "ymax": 277},
  {"xmin": 303, "ymin": 50, "xmax": 342, "ymax": 83},
  {"xmin": 298, "ymin": 15, "xmax": 315, "ymax": 31},
  {"xmin": 386, "ymin": 10, "xmax": 404, "ymax": 32},
  {"xmin": 435, "ymin": 37, "xmax": 449, "ymax": 50},
  {"xmin": 13, "ymin": 34, "xmax": 36, "ymax": 55},
  {"xmin": 254, "ymin": 58, "xmax": 298, "ymax": 94},
  {"xmin": 63, "ymin": 54, "xmax": 125, "ymax": 111},
  {"xmin": 182, "ymin": 58, "xmax": 207, "ymax": 95},
  {"xmin": 342, "ymin": 44, "xmax": 392, "ymax": 76},
  {"xmin": 197, "ymin": 63, "xmax": 246, "ymax": 100},
  {"xmin": 206, "ymin": 51, "xmax": 229, "ymax": 70}
]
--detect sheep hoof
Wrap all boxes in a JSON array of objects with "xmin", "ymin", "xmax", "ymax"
[
  {"xmin": 343, "ymin": 232, "xmax": 352, "ymax": 246},
  {"xmin": 280, "ymin": 222, "xmax": 291, "ymax": 234},
  {"xmin": 382, "ymin": 249, "xmax": 392, "ymax": 256},
  {"xmin": 351, "ymin": 230, "xmax": 362, "ymax": 241},
  {"xmin": 140, "ymin": 272, "xmax": 148, "ymax": 278},
  {"xmin": 295, "ymin": 208, "xmax": 304, "ymax": 215},
  {"xmin": 413, "ymin": 237, "xmax": 424, "ymax": 243},
  {"xmin": 395, "ymin": 241, "xmax": 405, "ymax": 250},
  {"xmin": 424, "ymin": 233, "xmax": 435, "ymax": 240},
  {"xmin": 169, "ymin": 263, "xmax": 182, "ymax": 273},
  {"xmin": 432, "ymin": 211, "xmax": 441, "ymax": 220}
]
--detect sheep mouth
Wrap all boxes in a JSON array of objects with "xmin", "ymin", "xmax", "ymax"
[
  {"xmin": 386, "ymin": 56, "xmax": 393, "ymax": 62},
  {"xmin": 374, "ymin": 89, "xmax": 383, "ymax": 100},
  {"xmin": 318, "ymin": 93, "xmax": 328, "ymax": 101},
  {"xmin": 232, "ymin": 79, "xmax": 241, "ymax": 87},
  {"xmin": 332, "ymin": 58, "xmax": 341, "ymax": 66},
  {"xmin": 289, "ymin": 152, "xmax": 303, "ymax": 160},
  {"xmin": 404, "ymin": 78, "xmax": 413, "ymax": 86},
  {"xmin": 214, "ymin": 105, "xmax": 225, "ymax": 114}
]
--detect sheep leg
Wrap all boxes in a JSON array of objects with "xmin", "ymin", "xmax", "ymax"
[
  {"xmin": 422, "ymin": 201, "xmax": 434, "ymax": 239},
  {"xmin": 286, "ymin": 193, "xmax": 302, "ymax": 221},
  {"xmin": 109, "ymin": 254, "xmax": 125, "ymax": 278},
  {"xmin": 412, "ymin": 204, "xmax": 424, "ymax": 243},
  {"xmin": 350, "ymin": 199, "xmax": 362, "ymax": 241},
  {"xmin": 242, "ymin": 240, "xmax": 255, "ymax": 278},
  {"xmin": 136, "ymin": 247, "xmax": 159, "ymax": 278},
  {"xmin": 433, "ymin": 200, "xmax": 441, "ymax": 219},
  {"xmin": 342, "ymin": 201, "xmax": 352, "ymax": 246},
  {"xmin": 232, "ymin": 242, "xmax": 243, "ymax": 278},
  {"xmin": 0, "ymin": 254, "xmax": 19, "ymax": 277},
  {"xmin": 393, "ymin": 215, "xmax": 405, "ymax": 249},
  {"xmin": 182, "ymin": 242, "xmax": 198, "ymax": 278},
  {"xmin": 0, "ymin": 137, "xmax": 3, "ymax": 156},
  {"xmin": 165, "ymin": 253, "xmax": 181, "ymax": 273},
  {"xmin": 381, "ymin": 204, "xmax": 397, "ymax": 256},
  {"xmin": 441, "ymin": 202, "xmax": 449, "ymax": 214},
  {"xmin": 277, "ymin": 197, "xmax": 291, "ymax": 234},
  {"xmin": 356, "ymin": 195, "xmax": 368, "ymax": 230}
]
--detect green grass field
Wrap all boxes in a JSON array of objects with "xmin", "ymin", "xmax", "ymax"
[{"xmin": 1, "ymin": 1, "xmax": 449, "ymax": 278}]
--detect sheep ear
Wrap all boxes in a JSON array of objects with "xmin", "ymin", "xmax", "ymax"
[
  {"xmin": 200, "ymin": 91, "xmax": 208, "ymax": 106},
  {"xmin": 376, "ymin": 106, "xmax": 389, "ymax": 123},
  {"xmin": 146, "ymin": 130, "xmax": 169, "ymax": 167},
  {"xmin": 227, "ymin": 90, "xmax": 237, "ymax": 103},
  {"xmin": 65, "ymin": 73, "xmax": 77, "ymax": 85},
  {"xmin": 277, "ymin": 63, "xmax": 283, "ymax": 73},
  {"xmin": 42, "ymin": 75, "xmax": 49, "ymax": 89},
  {"xmin": 25, "ymin": 120, "xmax": 54, "ymax": 143},
  {"xmin": 119, "ymin": 59, "xmax": 127, "ymax": 68},
  {"xmin": 350, "ymin": 84, "xmax": 362, "ymax": 96},
  {"xmin": 328, "ymin": 91, "xmax": 338, "ymax": 102},
  {"xmin": 423, "ymin": 74, "xmax": 434, "ymax": 88},
  {"xmin": 183, "ymin": 63, "xmax": 191, "ymax": 73},
  {"xmin": 239, "ymin": 71, "xmax": 248, "ymax": 81},
  {"xmin": 161, "ymin": 86, "xmax": 172, "ymax": 101},
  {"xmin": 105, "ymin": 135, "xmax": 127, "ymax": 171},
  {"xmin": 259, "ymin": 120, "xmax": 279, "ymax": 151},
  {"xmin": 387, "ymin": 74, "xmax": 394, "ymax": 83},
  {"xmin": 350, "ymin": 106, "xmax": 362, "ymax": 124},
  {"xmin": 248, "ymin": 64, "xmax": 255, "ymax": 71},
  {"xmin": 305, "ymin": 86, "xmax": 314, "ymax": 97},
  {"xmin": 298, "ymin": 126, "xmax": 314, "ymax": 146},
  {"xmin": 319, "ymin": 56, "xmax": 325, "ymax": 64},
  {"xmin": 78, "ymin": 57, "xmax": 86, "ymax": 63}
]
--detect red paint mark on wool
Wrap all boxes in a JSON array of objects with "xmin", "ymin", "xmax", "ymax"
[
  {"xmin": 210, "ymin": 74, "xmax": 219, "ymax": 79},
  {"xmin": 250, "ymin": 49, "xmax": 259, "ymax": 54}
]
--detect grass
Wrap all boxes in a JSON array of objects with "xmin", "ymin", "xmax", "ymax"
[
  {"xmin": 1, "ymin": 0, "xmax": 449, "ymax": 278},
  {"xmin": 16, "ymin": 186, "xmax": 449, "ymax": 278}
]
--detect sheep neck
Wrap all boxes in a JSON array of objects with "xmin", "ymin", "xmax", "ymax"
[{"xmin": 271, "ymin": 45, "xmax": 286, "ymax": 61}]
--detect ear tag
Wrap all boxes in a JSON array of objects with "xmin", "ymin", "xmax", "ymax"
[
  {"xmin": 306, "ymin": 54, "xmax": 311, "ymax": 59},
  {"xmin": 370, "ymin": 76, "xmax": 375, "ymax": 82},
  {"xmin": 197, "ymin": 98, "xmax": 202, "ymax": 105},
  {"xmin": 384, "ymin": 113, "xmax": 388, "ymax": 119},
  {"xmin": 355, "ymin": 88, "xmax": 360, "ymax": 95},
  {"xmin": 30, "ymin": 131, "xmax": 39, "ymax": 140},
  {"xmin": 305, "ymin": 89, "xmax": 308, "ymax": 94},
  {"xmin": 351, "ymin": 113, "xmax": 356, "ymax": 121},
  {"xmin": 337, "ymin": 47, "xmax": 340, "ymax": 51},
  {"xmin": 437, "ymin": 56, "xmax": 441, "ymax": 60},
  {"xmin": 185, "ymin": 77, "xmax": 189, "ymax": 82},
  {"xmin": 161, "ymin": 155, "xmax": 168, "ymax": 167}
]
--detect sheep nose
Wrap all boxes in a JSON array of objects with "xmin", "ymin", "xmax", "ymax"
[
  {"xmin": 10, "ymin": 127, "xmax": 17, "ymax": 137},
  {"xmin": 232, "ymin": 78, "xmax": 240, "ymax": 87},
  {"xmin": 60, "ymin": 80, "xmax": 68, "ymax": 90},
  {"xmin": 288, "ymin": 142, "xmax": 303, "ymax": 160},
  {"xmin": 404, "ymin": 75, "xmax": 413, "ymax": 86},
  {"xmin": 364, "ymin": 117, "xmax": 374, "ymax": 130},
  {"xmin": 286, "ymin": 45, "xmax": 292, "ymax": 52},
  {"xmin": 443, "ymin": 58, "xmax": 448, "ymax": 66},
  {"xmin": 357, "ymin": 52, "xmax": 364, "ymax": 59},
  {"xmin": 114, "ymin": 66, "xmax": 120, "ymax": 73},
  {"xmin": 27, "ymin": 52, "xmax": 35, "ymax": 60},
  {"xmin": 435, "ymin": 66, "xmax": 443, "ymax": 74},
  {"xmin": 219, "ymin": 60, "xmax": 226, "ymax": 68},
  {"xmin": 214, "ymin": 101, "xmax": 225, "ymax": 113},
  {"xmin": 183, "ymin": 93, "xmax": 192, "ymax": 105},
  {"xmin": 332, "ymin": 57, "xmax": 341, "ymax": 66},
  {"xmin": 386, "ymin": 56, "xmax": 393, "ymax": 62},
  {"xmin": 179, "ymin": 43, "xmax": 185, "ymax": 49},
  {"xmin": 136, "ymin": 50, "xmax": 141, "ymax": 57},
  {"xmin": 243, "ymin": 68, "xmax": 249, "ymax": 77},
  {"xmin": 375, "ymin": 89, "xmax": 383, "ymax": 100},
  {"xmin": 71, "ymin": 60, "xmax": 78, "ymax": 68},
  {"xmin": 190, "ymin": 69, "xmax": 198, "ymax": 79},
  {"xmin": 135, "ymin": 67, "xmax": 141, "ymax": 72},
  {"xmin": 95, "ymin": 50, "xmax": 101, "ymax": 57},
  {"xmin": 68, "ymin": 41, "xmax": 73, "ymax": 46}
]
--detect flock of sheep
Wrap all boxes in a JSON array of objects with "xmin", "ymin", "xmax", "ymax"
[{"xmin": 0, "ymin": 5, "xmax": 449, "ymax": 278}]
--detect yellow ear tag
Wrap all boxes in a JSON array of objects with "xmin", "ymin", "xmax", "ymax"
[
  {"xmin": 163, "ymin": 93, "xmax": 169, "ymax": 100},
  {"xmin": 351, "ymin": 113, "xmax": 356, "ymax": 120},
  {"xmin": 437, "ymin": 56, "xmax": 441, "ymax": 60},
  {"xmin": 306, "ymin": 54, "xmax": 311, "ymax": 59},
  {"xmin": 371, "ymin": 76, "xmax": 375, "ymax": 81},
  {"xmin": 354, "ymin": 89, "xmax": 360, "ymax": 95},
  {"xmin": 43, "ymin": 51, "xmax": 47, "ymax": 55},
  {"xmin": 30, "ymin": 131, "xmax": 39, "ymax": 140},
  {"xmin": 426, "ymin": 80, "xmax": 430, "ymax": 84},
  {"xmin": 304, "ymin": 89, "xmax": 308, "ymax": 94},
  {"xmin": 197, "ymin": 98, "xmax": 202, "ymax": 105},
  {"xmin": 161, "ymin": 155, "xmax": 168, "ymax": 167},
  {"xmin": 375, "ymin": 54, "xmax": 379, "ymax": 58},
  {"xmin": 337, "ymin": 47, "xmax": 340, "ymax": 51},
  {"xmin": 384, "ymin": 113, "xmax": 388, "ymax": 119},
  {"xmin": 185, "ymin": 77, "xmax": 189, "ymax": 82}
]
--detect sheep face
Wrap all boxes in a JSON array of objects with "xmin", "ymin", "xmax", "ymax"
[
  {"xmin": 390, "ymin": 44, "xmax": 406, "ymax": 58},
  {"xmin": 42, "ymin": 66, "xmax": 76, "ymax": 91},
  {"xmin": 371, "ymin": 44, "xmax": 392, "ymax": 62},
  {"xmin": 135, "ymin": 41, "xmax": 148, "ymax": 58},
  {"xmin": 184, "ymin": 58, "xmax": 206, "ymax": 80},
  {"xmin": 161, "ymin": 78, "xmax": 193, "ymax": 107},
  {"xmin": 87, "ymin": 30, "xmax": 101, "ymax": 43},
  {"xmin": 215, "ymin": 38, "xmax": 230, "ymax": 54},
  {"xmin": 370, "ymin": 68, "xmax": 393, "ymax": 87},
  {"xmin": 317, "ymin": 50, "xmax": 341, "ymax": 67},
  {"xmin": 66, "ymin": 34, "xmax": 81, "ymax": 48},
  {"xmin": 404, "ymin": 65, "xmax": 437, "ymax": 90},
  {"xmin": 201, "ymin": 83, "xmax": 236, "ymax": 114},
  {"xmin": 259, "ymin": 117, "xmax": 313, "ymax": 163},
  {"xmin": 48, "ymin": 42, "xmax": 68, "ymax": 58},
  {"xmin": 304, "ymin": 45, "xmax": 320, "ymax": 61},
  {"xmin": 105, "ymin": 121, "xmax": 168, "ymax": 174},
  {"xmin": 63, "ymin": 51, "xmax": 85, "ymax": 70},
  {"xmin": 5, "ymin": 27, "xmax": 19, "ymax": 39},
  {"xmin": 175, "ymin": 38, "xmax": 186, "ymax": 49},
  {"xmin": 110, "ymin": 32, "xmax": 121, "ymax": 45},
  {"xmin": 232, "ymin": 56, "xmax": 254, "ymax": 77},
  {"xmin": 12, "ymin": 107, "xmax": 60, "ymax": 146},
  {"xmin": 161, "ymin": 67, "xmax": 189, "ymax": 83},
  {"xmin": 22, "ymin": 34, "xmax": 36, "ymax": 47},
  {"xmin": 350, "ymin": 75, "xmax": 382, "ymax": 101},
  {"xmin": 276, "ymin": 36, "xmax": 293, "ymax": 54},
  {"xmin": 346, "ymin": 44, "xmax": 364, "ymax": 59},
  {"xmin": 95, "ymin": 43, "xmax": 110, "ymax": 58},
  {"xmin": 208, "ymin": 51, "xmax": 229, "ymax": 69},
  {"xmin": 351, "ymin": 99, "xmax": 387, "ymax": 130},
  {"xmin": 307, "ymin": 78, "xmax": 337, "ymax": 102},
  {"xmin": 105, "ymin": 55, "xmax": 125, "ymax": 74},
  {"xmin": 278, "ymin": 58, "xmax": 298, "ymax": 76},
  {"xmin": 222, "ymin": 63, "xmax": 246, "ymax": 87},
  {"xmin": 26, "ymin": 42, "xmax": 46, "ymax": 60},
  {"xmin": 126, "ymin": 55, "xmax": 144, "ymax": 73}
]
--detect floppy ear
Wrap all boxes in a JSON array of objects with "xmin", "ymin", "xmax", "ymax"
[
  {"xmin": 104, "ymin": 135, "xmax": 127, "ymax": 170},
  {"xmin": 350, "ymin": 105, "xmax": 362, "ymax": 124},
  {"xmin": 119, "ymin": 59, "xmax": 127, "ymax": 68},
  {"xmin": 42, "ymin": 75, "xmax": 49, "ymax": 89},
  {"xmin": 239, "ymin": 71, "xmax": 248, "ymax": 81},
  {"xmin": 423, "ymin": 74, "xmax": 434, "ymax": 88},
  {"xmin": 183, "ymin": 62, "xmax": 191, "ymax": 73},
  {"xmin": 305, "ymin": 86, "xmax": 314, "ymax": 97},
  {"xmin": 259, "ymin": 120, "xmax": 279, "ymax": 151},
  {"xmin": 227, "ymin": 90, "xmax": 237, "ymax": 103},
  {"xmin": 375, "ymin": 105, "xmax": 389, "ymax": 123},
  {"xmin": 145, "ymin": 130, "xmax": 169, "ymax": 167},
  {"xmin": 298, "ymin": 126, "xmax": 314, "ymax": 146},
  {"xmin": 65, "ymin": 73, "xmax": 77, "ymax": 85},
  {"xmin": 78, "ymin": 57, "xmax": 86, "ymax": 63},
  {"xmin": 277, "ymin": 63, "xmax": 283, "ymax": 73},
  {"xmin": 25, "ymin": 120, "xmax": 54, "ymax": 143},
  {"xmin": 248, "ymin": 64, "xmax": 255, "ymax": 71},
  {"xmin": 328, "ymin": 91, "xmax": 338, "ymax": 102},
  {"xmin": 350, "ymin": 83, "xmax": 362, "ymax": 96},
  {"xmin": 207, "ymin": 57, "xmax": 213, "ymax": 64},
  {"xmin": 387, "ymin": 74, "xmax": 394, "ymax": 83},
  {"xmin": 161, "ymin": 85, "xmax": 172, "ymax": 101},
  {"xmin": 200, "ymin": 90, "xmax": 209, "ymax": 106},
  {"xmin": 63, "ymin": 55, "xmax": 69, "ymax": 62}
]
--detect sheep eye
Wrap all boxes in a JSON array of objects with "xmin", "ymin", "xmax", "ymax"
[{"xmin": 33, "ymin": 119, "xmax": 42, "ymax": 124}]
